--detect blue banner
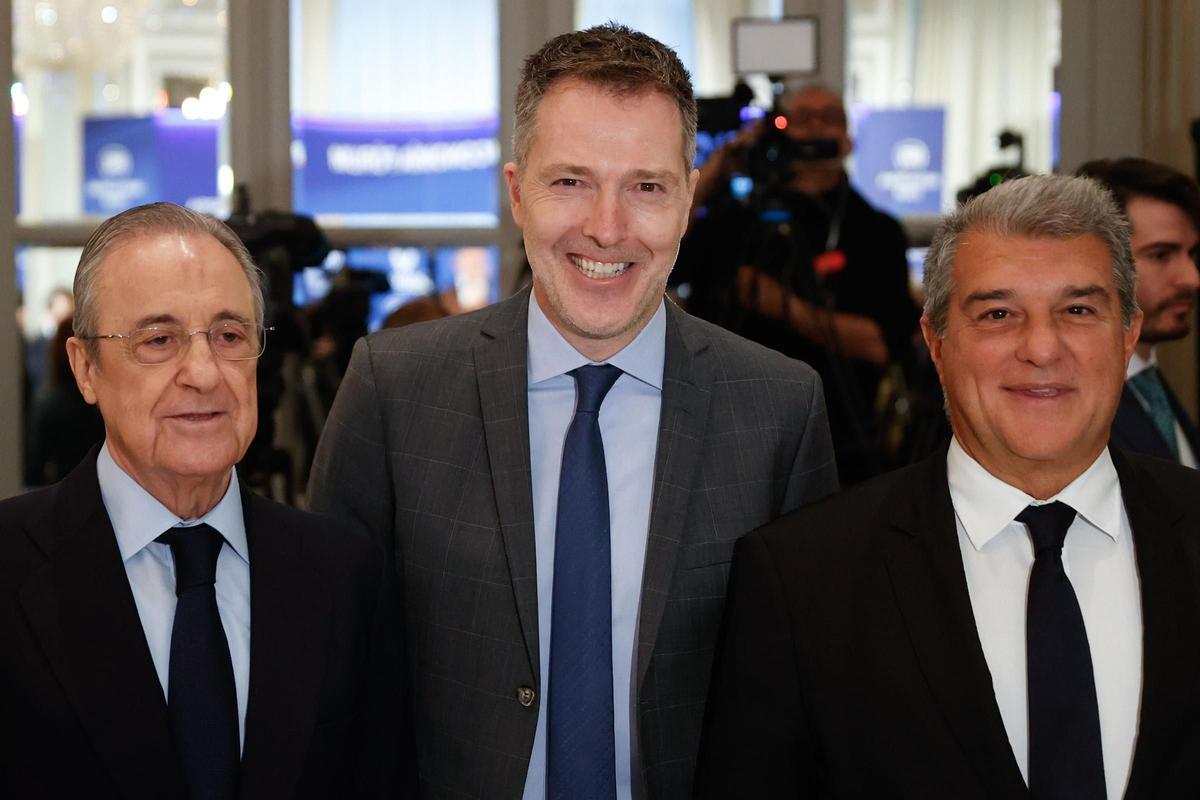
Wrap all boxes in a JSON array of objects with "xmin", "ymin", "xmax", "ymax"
[
  {"xmin": 851, "ymin": 107, "xmax": 945, "ymax": 217},
  {"xmin": 82, "ymin": 111, "xmax": 218, "ymax": 216},
  {"xmin": 291, "ymin": 116, "xmax": 500, "ymax": 225}
]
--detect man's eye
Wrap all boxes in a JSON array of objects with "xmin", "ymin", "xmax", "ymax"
[
  {"xmin": 637, "ymin": 182, "xmax": 660, "ymax": 193},
  {"xmin": 984, "ymin": 309, "xmax": 1009, "ymax": 320},
  {"xmin": 554, "ymin": 178, "xmax": 579, "ymax": 187},
  {"xmin": 1066, "ymin": 305, "xmax": 1094, "ymax": 315},
  {"xmin": 137, "ymin": 331, "xmax": 178, "ymax": 348}
]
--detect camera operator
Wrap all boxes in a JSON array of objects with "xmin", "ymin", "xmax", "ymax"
[{"xmin": 678, "ymin": 85, "xmax": 919, "ymax": 484}]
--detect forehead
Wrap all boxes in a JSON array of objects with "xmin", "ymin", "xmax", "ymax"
[
  {"xmin": 1126, "ymin": 195, "xmax": 1200, "ymax": 240},
  {"xmin": 95, "ymin": 231, "xmax": 254, "ymax": 324},
  {"xmin": 951, "ymin": 230, "xmax": 1115, "ymax": 296},
  {"xmin": 529, "ymin": 79, "xmax": 686, "ymax": 168}
]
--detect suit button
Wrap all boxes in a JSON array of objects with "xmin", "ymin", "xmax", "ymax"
[{"xmin": 517, "ymin": 686, "xmax": 536, "ymax": 707}]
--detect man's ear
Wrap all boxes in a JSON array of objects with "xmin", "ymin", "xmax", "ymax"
[
  {"xmin": 66, "ymin": 337, "xmax": 100, "ymax": 405},
  {"xmin": 503, "ymin": 161, "xmax": 524, "ymax": 228},
  {"xmin": 919, "ymin": 316, "xmax": 944, "ymax": 377}
]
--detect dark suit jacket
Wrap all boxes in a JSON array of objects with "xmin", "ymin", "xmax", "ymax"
[
  {"xmin": 0, "ymin": 449, "xmax": 410, "ymax": 799},
  {"xmin": 308, "ymin": 288, "xmax": 838, "ymax": 799},
  {"xmin": 1111, "ymin": 379, "xmax": 1200, "ymax": 463},
  {"xmin": 697, "ymin": 445, "xmax": 1200, "ymax": 799}
]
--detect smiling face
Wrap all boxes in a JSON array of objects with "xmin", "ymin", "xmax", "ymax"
[
  {"xmin": 1126, "ymin": 195, "xmax": 1200, "ymax": 353},
  {"xmin": 67, "ymin": 231, "xmax": 258, "ymax": 504},
  {"xmin": 504, "ymin": 79, "xmax": 698, "ymax": 361},
  {"xmin": 922, "ymin": 230, "xmax": 1141, "ymax": 495}
]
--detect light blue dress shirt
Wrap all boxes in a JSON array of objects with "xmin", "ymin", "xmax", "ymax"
[
  {"xmin": 96, "ymin": 442, "xmax": 252, "ymax": 752},
  {"xmin": 522, "ymin": 294, "xmax": 665, "ymax": 800}
]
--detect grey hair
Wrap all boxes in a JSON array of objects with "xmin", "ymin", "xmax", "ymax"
[
  {"xmin": 512, "ymin": 22, "xmax": 698, "ymax": 172},
  {"xmin": 923, "ymin": 174, "xmax": 1138, "ymax": 336},
  {"xmin": 73, "ymin": 202, "xmax": 264, "ymax": 349}
]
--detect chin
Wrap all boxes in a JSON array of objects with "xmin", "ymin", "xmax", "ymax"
[{"xmin": 162, "ymin": 445, "xmax": 242, "ymax": 480}]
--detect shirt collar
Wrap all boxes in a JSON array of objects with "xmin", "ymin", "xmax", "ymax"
[
  {"xmin": 946, "ymin": 436, "xmax": 1123, "ymax": 552},
  {"xmin": 526, "ymin": 291, "xmax": 666, "ymax": 390},
  {"xmin": 97, "ymin": 441, "xmax": 249, "ymax": 564},
  {"xmin": 1127, "ymin": 347, "xmax": 1156, "ymax": 379}
]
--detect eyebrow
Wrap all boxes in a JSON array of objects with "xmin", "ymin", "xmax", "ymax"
[
  {"xmin": 961, "ymin": 284, "xmax": 1111, "ymax": 306},
  {"xmin": 131, "ymin": 310, "xmax": 252, "ymax": 329},
  {"xmin": 1136, "ymin": 240, "xmax": 1186, "ymax": 253},
  {"xmin": 539, "ymin": 163, "xmax": 681, "ymax": 186}
]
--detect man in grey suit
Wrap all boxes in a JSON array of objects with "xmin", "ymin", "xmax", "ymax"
[{"xmin": 309, "ymin": 22, "xmax": 837, "ymax": 800}]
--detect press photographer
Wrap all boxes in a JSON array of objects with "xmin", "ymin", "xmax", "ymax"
[{"xmin": 677, "ymin": 85, "xmax": 919, "ymax": 484}]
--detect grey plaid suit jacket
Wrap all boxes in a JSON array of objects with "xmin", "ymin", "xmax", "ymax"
[{"xmin": 308, "ymin": 287, "xmax": 838, "ymax": 799}]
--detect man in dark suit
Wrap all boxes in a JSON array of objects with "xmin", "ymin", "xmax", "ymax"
[
  {"xmin": 699, "ymin": 174, "xmax": 1200, "ymax": 798},
  {"xmin": 1080, "ymin": 158, "xmax": 1200, "ymax": 464},
  {"xmin": 309, "ymin": 23, "xmax": 837, "ymax": 800},
  {"xmin": 0, "ymin": 202, "xmax": 407, "ymax": 799}
]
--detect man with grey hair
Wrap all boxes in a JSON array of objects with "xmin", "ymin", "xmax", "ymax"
[
  {"xmin": 310, "ymin": 22, "xmax": 837, "ymax": 800},
  {"xmin": 698, "ymin": 174, "xmax": 1200, "ymax": 798},
  {"xmin": 0, "ymin": 202, "xmax": 409, "ymax": 798}
]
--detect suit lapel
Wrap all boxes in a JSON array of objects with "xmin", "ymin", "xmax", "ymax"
[
  {"xmin": 475, "ymin": 290, "xmax": 541, "ymax": 679},
  {"xmin": 1116, "ymin": 384, "xmax": 1177, "ymax": 460},
  {"xmin": 18, "ymin": 452, "xmax": 185, "ymax": 798},
  {"xmin": 1162, "ymin": 378, "xmax": 1200, "ymax": 459},
  {"xmin": 1115, "ymin": 450, "xmax": 1200, "ymax": 798},
  {"xmin": 636, "ymin": 302, "xmax": 714, "ymax": 685},
  {"xmin": 881, "ymin": 448, "xmax": 1028, "ymax": 796},
  {"xmin": 239, "ymin": 490, "xmax": 330, "ymax": 799}
]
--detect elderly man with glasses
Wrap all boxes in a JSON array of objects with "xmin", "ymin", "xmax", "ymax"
[{"xmin": 0, "ymin": 202, "xmax": 411, "ymax": 800}]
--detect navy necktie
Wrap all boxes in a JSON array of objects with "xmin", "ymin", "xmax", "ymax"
[
  {"xmin": 157, "ymin": 523, "xmax": 239, "ymax": 800},
  {"xmin": 1018, "ymin": 502, "xmax": 1106, "ymax": 800},
  {"xmin": 547, "ymin": 364, "xmax": 623, "ymax": 800}
]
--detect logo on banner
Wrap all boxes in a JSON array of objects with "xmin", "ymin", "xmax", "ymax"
[
  {"xmin": 98, "ymin": 144, "xmax": 134, "ymax": 178},
  {"xmin": 86, "ymin": 143, "xmax": 148, "ymax": 211},
  {"xmin": 875, "ymin": 136, "xmax": 940, "ymax": 205}
]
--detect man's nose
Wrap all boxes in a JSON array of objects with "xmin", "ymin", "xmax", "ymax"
[
  {"xmin": 1173, "ymin": 254, "xmax": 1200, "ymax": 292},
  {"xmin": 581, "ymin": 188, "xmax": 627, "ymax": 249},
  {"xmin": 1016, "ymin": 314, "xmax": 1064, "ymax": 365},
  {"xmin": 175, "ymin": 331, "xmax": 223, "ymax": 389}
]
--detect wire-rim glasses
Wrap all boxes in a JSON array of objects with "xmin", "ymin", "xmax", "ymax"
[{"xmin": 81, "ymin": 321, "xmax": 273, "ymax": 365}]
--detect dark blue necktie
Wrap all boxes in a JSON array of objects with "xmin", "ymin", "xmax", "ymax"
[
  {"xmin": 1018, "ymin": 502, "xmax": 1106, "ymax": 800},
  {"xmin": 157, "ymin": 523, "xmax": 239, "ymax": 800},
  {"xmin": 547, "ymin": 364, "xmax": 623, "ymax": 800}
]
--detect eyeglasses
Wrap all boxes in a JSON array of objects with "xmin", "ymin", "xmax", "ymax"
[
  {"xmin": 788, "ymin": 108, "xmax": 847, "ymax": 128},
  {"xmin": 82, "ymin": 321, "xmax": 273, "ymax": 365}
]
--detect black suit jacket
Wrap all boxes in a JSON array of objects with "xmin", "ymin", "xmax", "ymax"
[
  {"xmin": 697, "ymin": 445, "xmax": 1200, "ymax": 799},
  {"xmin": 0, "ymin": 450, "xmax": 410, "ymax": 799},
  {"xmin": 1111, "ymin": 380, "xmax": 1200, "ymax": 463}
]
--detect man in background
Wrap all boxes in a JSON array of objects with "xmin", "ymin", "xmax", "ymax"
[
  {"xmin": 1080, "ymin": 157, "xmax": 1200, "ymax": 465},
  {"xmin": 680, "ymin": 85, "xmax": 919, "ymax": 484}
]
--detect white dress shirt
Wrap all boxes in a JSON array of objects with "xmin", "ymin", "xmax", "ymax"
[
  {"xmin": 523, "ymin": 293, "xmax": 665, "ymax": 800},
  {"xmin": 947, "ymin": 438, "xmax": 1142, "ymax": 799},
  {"xmin": 1126, "ymin": 348, "xmax": 1198, "ymax": 467},
  {"xmin": 96, "ymin": 442, "xmax": 252, "ymax": 751}
]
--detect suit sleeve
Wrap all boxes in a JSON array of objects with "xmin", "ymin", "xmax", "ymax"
[
  {"xmin": 781, "ymin": 370, "xmax": 839, "ymax": 513},
  {"xmin": 695, "ymin": 530, "xmax": 817, "ymax": 798},
  {"xmin": 353, "ymin": 544, "xmax": 417, "ymax": 798},
  {"xmin": 309, "ymin": 337, "xmax": 396, "ymax": 561}
]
